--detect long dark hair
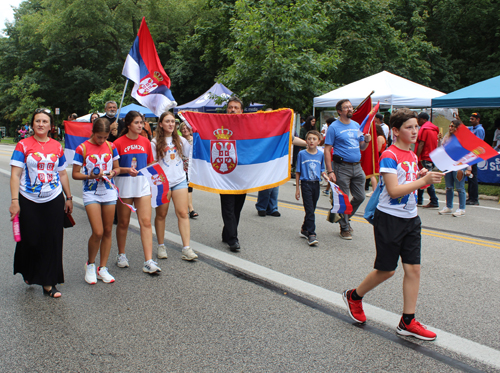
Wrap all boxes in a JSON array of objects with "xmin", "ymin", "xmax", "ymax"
[
  {"xmin": 304, "ymin": 116, "xmax": 316, "ymax": 132},
  {"xmin": 120, "ymin": 110, "xmax": 142, "ymax": 137},
  {"xmin": 155, "ymin": 112, "xmax": 183, "ymax": 161}
]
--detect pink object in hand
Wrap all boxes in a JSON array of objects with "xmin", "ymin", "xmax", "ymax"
[{"xmin": 13, "ymin": 214, "xmax": 21, "ymax": 242}]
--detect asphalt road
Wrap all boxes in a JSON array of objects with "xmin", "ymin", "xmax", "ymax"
[{"xmin": 0, "ymin": 143, "xmax": 499, "ymax": 373}]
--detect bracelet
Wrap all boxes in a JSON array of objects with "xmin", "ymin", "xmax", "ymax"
[
  {"xmin": 364, "ymin": 139, "xmax": 370, "ymax": 143},
  {"xmin": 66, "ymin": 196, "xmax": 73, "ymax": 200},
  {"xmin": 11, "ymin": 198, "xmax": 18, "ymax": 200},
  {"xmin": 327, "ymin": 171, "xmax": 334, "ymax": 174}
]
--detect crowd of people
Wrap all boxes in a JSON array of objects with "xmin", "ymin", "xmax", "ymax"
[{"xmin": 8, "ymin": 98, "xmax": 492, "ymax": 342}]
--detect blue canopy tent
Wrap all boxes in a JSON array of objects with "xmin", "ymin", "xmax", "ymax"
[
  {"xmin": 432, "ymin": 75, "xmax": 500, "ymax": 108},
  {"xmin": 173, "ymin": 83, "xmax": 264, "ymax": 114},
  {"xmin": 118, "ymin": 103, "xmax": 157, "ymax": 118}
]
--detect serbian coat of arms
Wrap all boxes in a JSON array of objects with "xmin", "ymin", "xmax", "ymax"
[{"xmin": 210, "ymin": 126, "xmax": 237, "ymax": 174}]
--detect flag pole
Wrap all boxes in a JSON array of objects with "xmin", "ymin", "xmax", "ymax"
[
  {"xmin": 116, "ymin": 79, "xmax": 130, "ymax": 120},
  {"xmin": 354, "ymin": 90, "xmax": 375, "ymax": 112}
]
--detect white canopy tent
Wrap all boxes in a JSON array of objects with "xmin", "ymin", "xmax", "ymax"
[{"xmin": 313, "ymin": 71, "xmax": 445, "ymax": 115}]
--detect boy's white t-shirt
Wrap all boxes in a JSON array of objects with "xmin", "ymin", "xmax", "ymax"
[{"xmin": 377, "ymin": 145, "xmax": 419, "ymax": 219}]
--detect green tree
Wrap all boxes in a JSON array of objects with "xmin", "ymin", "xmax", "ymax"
[
  {"xmin": 324, "ymin": 0, "xmax": 440, "ymax": 89},
  {"xmin": 219, "ymin": 0, "xmax": 335, "ymax": 112}
]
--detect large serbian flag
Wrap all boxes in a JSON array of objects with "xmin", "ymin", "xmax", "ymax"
[
  {"xmin": 64, "ymin": 121, "xmax": 92, "ymax": 165},
  {"xmin": 122, "ymin": 17, "xmax": 177, "ymax": 116},
  {"xmin": 139, "ymin": 163, "xmax": 170, "ymax": 207},
  {"xmin": 356, "ymin": 99, "xmax": 381, "ymax": 179},
  {"xmin": 430, "ymin": 124, "xmax": 498, "ymax": 172},
  {"xmin": 181, "ymin": 109, "xmax": 293, "ymax": 194}
]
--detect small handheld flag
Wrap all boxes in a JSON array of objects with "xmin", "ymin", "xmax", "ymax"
[
  {"xmin": 138, "ymin": 163, "xmax": 170, "ymax": 207},
  {"xmin": 430, "ymin": 125, "xmax": 498, "ymax": 172},
  {"xmin": 322, "ymin": 173, "xmax": 353, "ymax": 215}
]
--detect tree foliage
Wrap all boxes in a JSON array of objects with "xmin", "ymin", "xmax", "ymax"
[
  {"xmin": 218, "ymin": 0, "xmax": 336, "ymax": 112},
  {"xmin": 0, "ymin": 0, "xmax": 500, "ymax": 136}
]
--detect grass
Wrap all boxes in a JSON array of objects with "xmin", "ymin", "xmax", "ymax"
[
  {"xmin": 1, "ymin": 137, "xmax": 65, "ymax": 147},
  {"xmin": 434, "ymin": 180, "xmax": 500, "ymax": 198}
]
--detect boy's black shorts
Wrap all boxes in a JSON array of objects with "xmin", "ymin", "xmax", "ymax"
[{"xmin": 373, "ymin": 209, "xmax": 421, "ymax": 271}]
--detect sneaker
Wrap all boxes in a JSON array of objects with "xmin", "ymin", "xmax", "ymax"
[
  {"xmin": 257, "ymin": 210, "xmax": 266, "ymax": 217},
  {"xmin": 85, "ymin": 262, "xmax": 97, "ymax": 285},
  {"xmin": 422, "ymin": 203, "xmax": 439, "ymax": 209},
  {"xmin": 396, "ymin": 318, "xmax": 437, "ymax": 341},
  {"xmin": 143, "ymin": 259, "xmax": 161, "ymax": 274},
  {"xmin": 322, "ymin": 190, "xmax": 330, "ymax": 196},
  {"xmin": 417, "ymin": 202, "xmax": 423, "ymax": 207},
  {"xmin": 116, "ymin": 254, "xmax": 129, "ymax": 268},
  {"xmin": 339, "ymin": 229, "xmax": 352, "ymax": 240},
  {"xmin": 299, "ymin": 230, "xmax": 308, "ymax": 239},
  {"xmin": 452, "ymin": 209, "xmax": 466, "ymax": 217},
  {"xmin": 181, "ymin": 247, "xmax": 198, "ymax": 261},
  {"xmin": 269, "ymin": 211, "xmax": 281, "ymax": 217},
  {"xmin": 466, "ymin": 200, "xmax": 479, "ymax": 205},
  {"xmin": 342, "ymin": 289, "xmax": 366, "ymax": 323},
  {"xmin": 97, "ymin": 266, "xmax": 115, "ymax": 283},
  {"xmin": 157, "ymin": 244, "xmax": 168, "ymax": 259},
  {"xmin": 438, "ymin": 207, "xmax": 452, "ymax": 215},
  {"xmin": 308, "ymin": 235, "xmax": 318, "ymax": 246}
]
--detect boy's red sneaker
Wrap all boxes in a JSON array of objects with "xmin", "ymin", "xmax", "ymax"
[
  {"xmin": 396, "ymin": 318, "xmax": 437, "ymax": 341},
  {"xmin": 342, "ymin": 289, "xmax": 366, "ymax": 323}
]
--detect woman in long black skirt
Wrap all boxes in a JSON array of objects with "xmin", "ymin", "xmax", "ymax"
[{"xmin": 9, "ymin": 108, "xmax": 73, "ymax": 298}]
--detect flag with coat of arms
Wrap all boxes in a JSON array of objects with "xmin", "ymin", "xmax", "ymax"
[
  {"xmin": 180, "ymin": 109, "xmax": 293, "ymax": 194},
  {"xmin": 122, "ymin": 17, "xmax": 177, "ymax": 116},
  {"xmin": 139, "ymin": 163, "xmax": 170, "ymax": 208}
]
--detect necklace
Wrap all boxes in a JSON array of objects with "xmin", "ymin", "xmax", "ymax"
[{"xmin": 34, "ymin": 136, "xmax": 49, "ymax": 150}]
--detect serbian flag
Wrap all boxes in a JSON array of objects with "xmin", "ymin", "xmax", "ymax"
[
  {"xmin": 122, "ymin": 18, "xmax": 177, "ymax": 116},
  {"xmin": 139, "ymin": 163, "xmax": 170, "ymax": 207},
  {"xmin": 64, "ymin": 121, "xmax": 92, "ymax": 164},
  {"xmin": 180, "ymin": 109, "xmax": 293, "ymax": 194},
  {"xmin": 357, "ymin": 100, "xmax": 381, "ymax": 179},
  {"xmin": 327, "ymin": 180, "xmax": 353, "ymax": 215},
  {"xmin": 430, "ymin": 124, "xmax": 498, "ymax": 172}
]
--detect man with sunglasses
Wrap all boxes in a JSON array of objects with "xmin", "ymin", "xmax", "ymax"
[
  {"xmin": 466, "ymin": 112, "xmax": 485, "ymax": 205},
  {"xmin": 324, "ymin": 99, "xmax": 371, "ymax": 240}
]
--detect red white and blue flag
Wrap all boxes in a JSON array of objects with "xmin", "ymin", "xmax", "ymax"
[
  {"xmin": 430, "ymin": 124, "xmax": 498, "ymax": 172},
  {"xmin": 122, "ymin": 18, "xmax": 177, "ymax": 116},
  {"xmin": 180, "ymin": 109, "xmax": 293, "ymax": 194},
  {"xmin": 327, "ymin": 180, "xmax": 353, "ymax": 215},
  {"xmin": 358, "ymin": 101, "xmax": 380, "ymax": 135},
  {"xmin": 64, "ymin": 120, "xmax": 92, "ymax": 164},
  {"xmin": 139, "ymin": 163, "xmax": 170, "ymax": 207}
]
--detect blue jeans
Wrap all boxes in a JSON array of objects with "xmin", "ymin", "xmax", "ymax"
[
  {"xmin": 417, "ymin": 160, "xmax": 439, "ymax": 206},
  {"xmin": 445, "ymin": 170, "xmax": 466, "ymax": 210},
  {"xmin": 256, "ymin": 187, "xmax": 279, "ymax": 214}
]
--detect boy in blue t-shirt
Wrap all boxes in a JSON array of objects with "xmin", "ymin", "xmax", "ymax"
[
  {"xmin": 295, "ymin": 130, "xmax": 325, "ymax": 246},
  {"xmin": 342, "ymin": 108, "xmax": 443, "ymax": 341}
]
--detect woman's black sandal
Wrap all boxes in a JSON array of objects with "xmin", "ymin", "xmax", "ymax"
[
  {"xmin": 189, "ymin": 211, "xmax": 199, "ymax": 218},
  {"xmin": 43, "ymin": 286, "xmax": 61, "ymax": 298}
]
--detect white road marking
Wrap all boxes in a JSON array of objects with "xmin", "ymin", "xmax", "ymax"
[{"xmin": 1, "ymin": 164, "xmax": 500, "ymax": 368}]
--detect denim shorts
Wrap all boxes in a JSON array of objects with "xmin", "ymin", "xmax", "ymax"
[
  {"xmin": 170, "ymin": 179, "xmax": 188, "ymax": 191},
  {"xmin": 84, "ymin": 200, "xmax": 117, "ymax": 207}
]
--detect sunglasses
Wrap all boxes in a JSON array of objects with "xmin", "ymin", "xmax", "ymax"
[{"xmin": 35, "ymin": 108, "xmax": 51, "ymax": 114}]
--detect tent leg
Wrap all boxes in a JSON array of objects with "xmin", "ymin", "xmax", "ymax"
[{"xmin": 313, "ymin": 106, "xmax": 315, "ymax": 116}]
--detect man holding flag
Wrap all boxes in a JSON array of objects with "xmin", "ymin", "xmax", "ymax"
[{"xmin": 324, "ymin": 99, "xmax": 371, "ymax": 240}]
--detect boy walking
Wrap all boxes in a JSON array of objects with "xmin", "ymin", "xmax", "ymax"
[
  {"xmin": 342, "ymin": 109, "xmax": 442, "ymax": 340},
  {"xmin": 295, "ymin": 130, "xmax": 325, "ymax": 246}
]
